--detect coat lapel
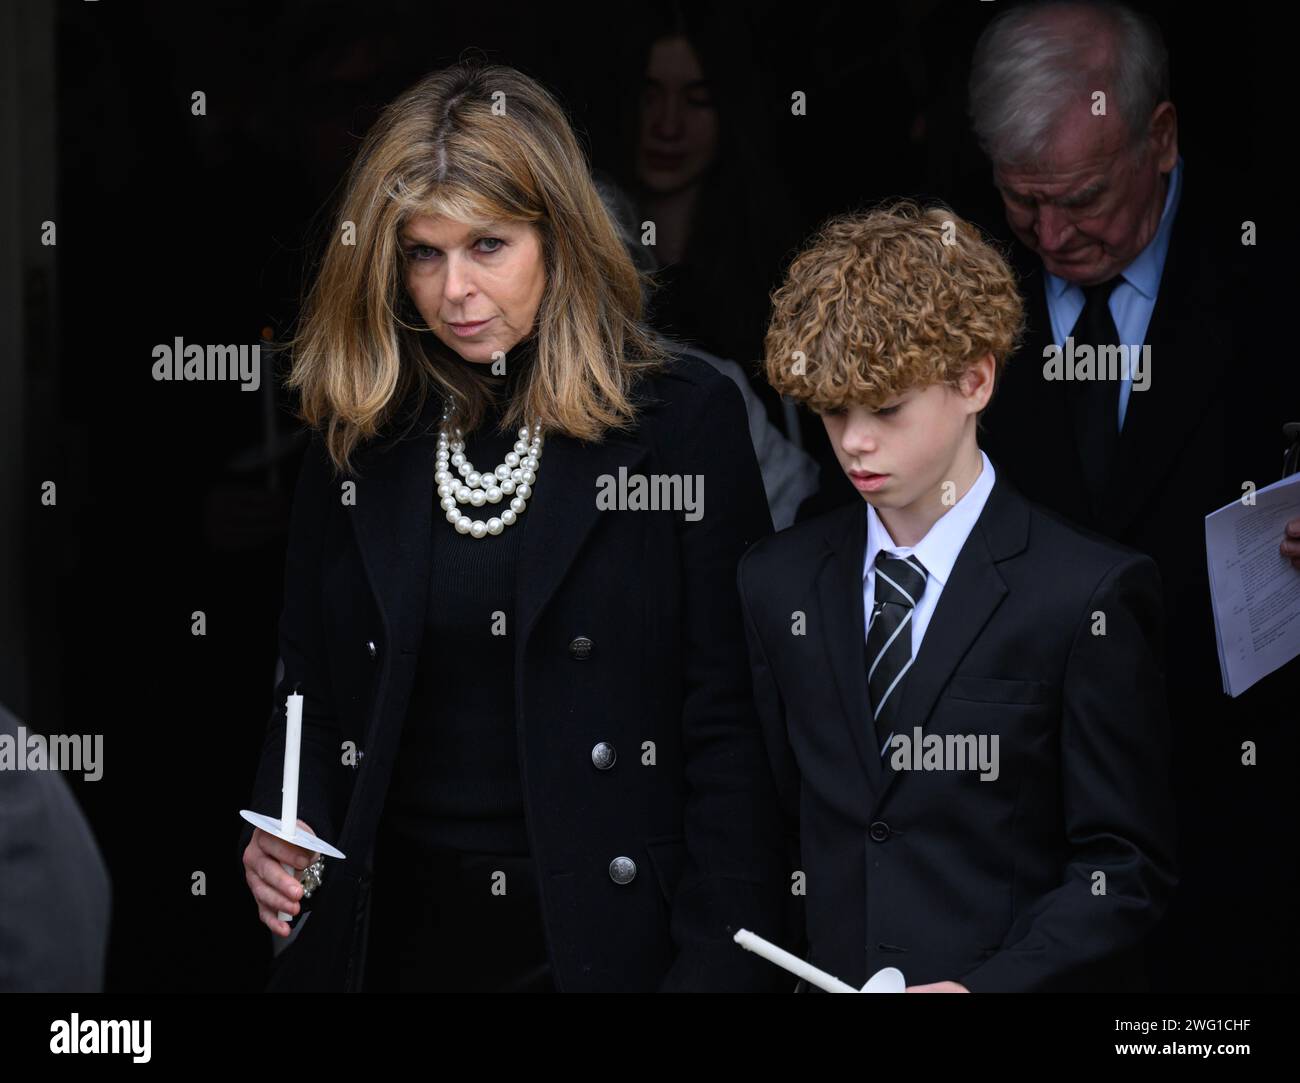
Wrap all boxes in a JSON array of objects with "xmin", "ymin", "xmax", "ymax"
[
  {"xmin": 514, "ymin": 431, "xmax": 649, "ymax": 646},
  {"xmin": 343, "ymin": 398, "xmax": 440, "ymax": 664},
  {"xmin": 344, "ymin": 389, "xmax": 651, "ymax": 710}
]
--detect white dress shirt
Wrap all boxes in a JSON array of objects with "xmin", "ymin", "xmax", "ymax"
[{"xmin": 863, "ymin": 449, "xmax": 997, "ymax": 658}]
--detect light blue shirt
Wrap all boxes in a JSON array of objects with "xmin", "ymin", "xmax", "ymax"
[
  {"xmin": 863, "ymin": 450, "xmax": 997, "ymax": 661},
  {"xmin": 1043, "ymin": 154, "xmax": 1183, "ymax": 430}
]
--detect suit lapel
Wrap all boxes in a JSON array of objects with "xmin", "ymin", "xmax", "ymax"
[
  {"xmin": 1012, "ymin": 249, "xmax": 1090, "ymax": 503},
  {"xmin": 1093, "ymin": 182, "xmax": 1223, "ymax": 537},
  {"xmin": 873, "ymin": 472, "xmax": 1029, "ymax": 804},
  {"xmin": 815, "ymin": 503, "xmax": 884, "ymax": 795}
]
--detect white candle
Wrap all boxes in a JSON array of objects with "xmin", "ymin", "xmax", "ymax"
[
  {"xmin": 277, "ymin": 691, "xmax": 304, "ymax": 923},
  {"xmin": 733, "ymin": 928, "xmax": 859, "ymax": 993}
]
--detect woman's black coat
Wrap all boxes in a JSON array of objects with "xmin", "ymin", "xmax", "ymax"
[{"xmin": 237, "ymin": 352, "xmax": 794, "ymax": 992}]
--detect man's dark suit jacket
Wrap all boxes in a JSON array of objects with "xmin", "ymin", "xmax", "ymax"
[
  {"xmin": 737, "ymin": 467, "xmax": 1178, "ymax": 991},
  {"xmin": 237, "ymin": 352, "xmax": 791, "ymax": 992},
  {"xmin": 978, "ymin": 170, "xmax": 1298, "ymax": 989}
]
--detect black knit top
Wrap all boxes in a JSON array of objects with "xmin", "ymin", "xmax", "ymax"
[{"xmin": 378, "ymin": 345, "xmax": 537, "ymax": 857}]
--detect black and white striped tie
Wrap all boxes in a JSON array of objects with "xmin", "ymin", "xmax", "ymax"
[{"xmin": 865, "ymin": 552, "xmax": 928, "ymax": 758}]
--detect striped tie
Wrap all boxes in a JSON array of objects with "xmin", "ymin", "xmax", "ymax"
[{"xmin": 865, "ymin": 552, "xmax": 928, "ymax": 759}]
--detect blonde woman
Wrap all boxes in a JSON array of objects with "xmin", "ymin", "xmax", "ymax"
[{"xmin": 237, "ymin": 62, "xmax": 791, "ymax": 993}]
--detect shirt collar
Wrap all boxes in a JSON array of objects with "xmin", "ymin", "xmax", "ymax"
[
  {"xmin": 863, "ymin": 449, "xmax": 997, "ymax": 591},
  {"xmin": 1044, "ymin": 153, "xmax": 1183, "ymax": 302}
]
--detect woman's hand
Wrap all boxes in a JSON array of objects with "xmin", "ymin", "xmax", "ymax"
[{"xmin": 243, "ymin": 818, "xmax": 319, "ymax": 938}]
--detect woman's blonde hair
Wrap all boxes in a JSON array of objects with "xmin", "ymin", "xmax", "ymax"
[
  {"xmin": 286, "ymin": 61, "xmax": 668, "ymax": 475},
  {"xmin": 764, "ymin": 200, "xmax": 1024, "ymax": 412}
]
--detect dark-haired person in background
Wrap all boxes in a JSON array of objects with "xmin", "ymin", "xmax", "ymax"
[
  {"xmin": 595, "ymin": 172, "xmax": 820, "ymax": 529},
  {"xmin": 610, "ymin": 5, "xmax": 810, "ymax": 438}
]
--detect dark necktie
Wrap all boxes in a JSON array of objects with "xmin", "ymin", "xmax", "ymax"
[
  {"xmin": 1066, "ymin": 276, "xmax": 1123, "ymax": 503},
  {"xmin": 865, "ymin": 552, "xmax": 928, "ymax": 758}
]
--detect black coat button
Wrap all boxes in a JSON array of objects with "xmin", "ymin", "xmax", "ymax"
[
  {"xmin": 591, "ymin": 742, "xmax": 616, "ymax": 770},
  {"xmin": 568, "ymin": 636, "xmax": 593, "ymax": 660},
  {"xmin": 608, "ymin": 856, "xmax": 636, "ymax": 884},
  {"xmin": 365, "ymin": 639, "xmax": 377, "ymax": 660},
  {"xmin": 869, "ymin": 821, "xmax": 891, "ymax": 842}
]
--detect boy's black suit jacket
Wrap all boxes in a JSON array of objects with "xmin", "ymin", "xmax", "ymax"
[{"xmin": 736, "ymin": 466, "xmax": 1178, "ymax": 991}]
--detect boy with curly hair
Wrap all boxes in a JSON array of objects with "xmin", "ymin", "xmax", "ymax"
[{"xmin": 738, "ymin": 201, "xmax": 1177, "ymax": 992}]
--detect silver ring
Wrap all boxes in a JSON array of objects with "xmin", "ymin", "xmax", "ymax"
[{"xmin": 300, "ymin": 858, "xmax": 325, "ymax": 898}]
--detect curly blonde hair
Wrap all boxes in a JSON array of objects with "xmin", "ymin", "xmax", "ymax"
[{"xmin": 764, "ymin": 200, "xmax": 1024, "ymax": 412}]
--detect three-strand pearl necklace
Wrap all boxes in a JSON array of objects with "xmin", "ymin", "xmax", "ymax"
[{"xmin": 436, "ymin": 405, "xmax": 544, "ymax": 538}]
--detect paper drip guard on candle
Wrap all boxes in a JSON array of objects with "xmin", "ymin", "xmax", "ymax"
[
  {"xmin": 733, "ymin": 928, "xmax": 906, "ymax": 993},
  {"xmin": 239, "ymin": 688, "xmax": 346, "ymax": 924}
]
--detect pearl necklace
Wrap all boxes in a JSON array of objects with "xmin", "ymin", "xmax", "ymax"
[{"xmin": 436, "ymin": 406, "xmax": 544, "ymax": 539}]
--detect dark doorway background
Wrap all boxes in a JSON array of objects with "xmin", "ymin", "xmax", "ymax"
[{"xmin": 18, "ymin": 0, "xmax": 1276, "ymax": 991}]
